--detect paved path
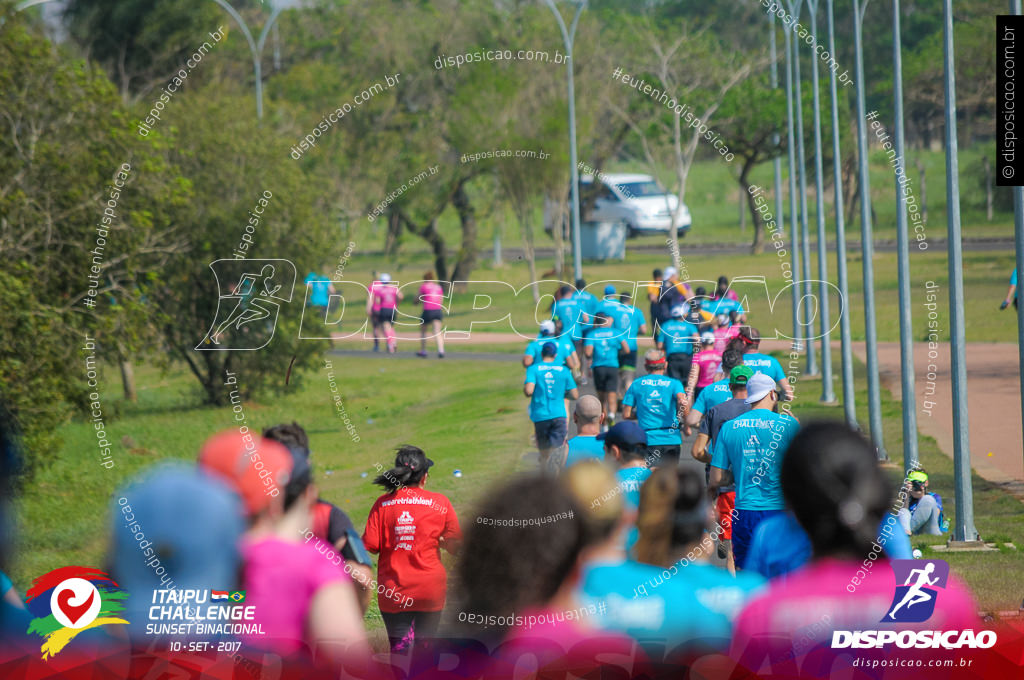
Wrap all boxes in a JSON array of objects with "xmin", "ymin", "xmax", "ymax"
[{"xmin": 331, "ymin": 332, "xmax": 1024, "ymax": 485}]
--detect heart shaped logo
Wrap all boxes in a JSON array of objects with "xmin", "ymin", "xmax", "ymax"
[
  {"xmin": 49, "ymin": 579, "xmax": 100, "ymax": 629},
  {"xmin": 56, "ymin": 588, "xmax": 95, "ymax": 626}
]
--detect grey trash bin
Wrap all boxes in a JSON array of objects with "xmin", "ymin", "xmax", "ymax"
[{"xmin": 580, "ymin": 221, "xmax": 626, "ymax": 261}]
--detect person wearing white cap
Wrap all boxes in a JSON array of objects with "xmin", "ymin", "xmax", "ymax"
[
  {"xmin": 685, "ymin": 331, "xmax": 722, "ymax": 405},
  {"xmin": 523, "ymin": 320, "xmax": 579, "ymax": 370},
  {"xmin": 656, "ymin": 305, "xmax": 700, "ymax": 384},
  {"xmin": 368, "ymin": 273, "xmax": 402, "ymax": 353},
  {"xmin": 708, "ymin": 372, "xmax": 800, "ymax": 570}
]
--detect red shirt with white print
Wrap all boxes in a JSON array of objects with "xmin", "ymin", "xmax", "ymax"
[{"xmin": 363, "ymin": 486, "xmax": 460, "ymax": 612}]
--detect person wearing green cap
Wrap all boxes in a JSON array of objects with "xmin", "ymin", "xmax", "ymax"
[
  {"xmin": 690, "ymin": 364, "xmax": 754, "ymax": 573},
  {"xmin": 896, "ymin": 469, "xmax": 946, "ymax": 535}
]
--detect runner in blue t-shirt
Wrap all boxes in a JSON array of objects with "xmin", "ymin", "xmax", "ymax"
[
  {"xmin": 523, "ymin": 320, "xmax": 579, "ymax": 371},
  {"xmin": 572, "ymin": 278, "xmax": 600, "ymax": 340},
  {"xmin": 623, "ymin": 350, "xmax": 686, "ymax": 462},
  {"xmin": 565, "ymin": 395, "xmax": 606, "ymax": 468},
  {"xmin": 524, "ymin": 343, "xmax": 580, "ymax": 472},
  {"xmin": 731, "ymin": 327, "xmax": 793, "ymax": 400},
  {"xmin": 303, "ymin": 271, "xmax": 334, "ymax": 311},
  {"xmin": 552, "ymin": 285, "xmax": 587, "ymax": 343},
  {"xmin": 579, "ymin": 466, "xmax": 766, "ymax": 661},
  {"xmin": 615, "ymin": 292, "xmax": 648, "ymax": 400},
  {"xmin": 706, "ymin": 297, "xmax": 745, "ymax": 323},
  {"xmin": 585, "ymin": 313, "xmax": 630, "ymax": 427},
  {"xmin": 709, "ymin": 373, "xmax": 800, "ymax": 569},
  {"xmin": 658, "ymin": 306, "xmax": 700, "ymax": 385},
  {"xmin": 596, "ymin": 421, "xmax": 651, "ymax": 510}
]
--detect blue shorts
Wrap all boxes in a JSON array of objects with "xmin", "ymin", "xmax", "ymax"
[
  {"xmin": 533, "ymin": 418, "xmax": 568, "ymax": 452},
  {"xmin": 733, "ymin": 508, "xmax": 783, "ymax": 570}
]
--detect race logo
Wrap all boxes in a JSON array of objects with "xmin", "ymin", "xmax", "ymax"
[
  {"xmin": 882, "ymin": 559, "xmax": 949, "ymax": 623},
  {"xmin": 210, "ymin": 589, "xmax": 245, "ymax": 602},
  {"xmin": 197, "ymin": 259, "xmax": 296, "ymax": 350},
  {"xmin": 24, "ymin": 567, "xmax": 128, "ymax": 659}
]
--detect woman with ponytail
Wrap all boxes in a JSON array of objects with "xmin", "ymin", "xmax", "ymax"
[
  {"xmin": 731, "ymin": 421, "xmax": 980, "ymax": 673},
  {"xmin": 577, "ymin": 465, "xmax": 765, "ymax": 664},
  {"xmin": 362, "ymin": 446, "xmax": 461, "ymax": 654}
]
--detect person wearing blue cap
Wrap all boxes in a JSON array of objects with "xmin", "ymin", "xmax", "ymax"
[
  {"xmin": 525, "ymin": 341, "xmax": 580, "ymax": 472},
  {"xmin": 523, "ymin": 320, "xmax": 578, "ymax": 371},
  {"xmin": 597, "ymin": 421, "xmax": 651, "ymax": 510}
]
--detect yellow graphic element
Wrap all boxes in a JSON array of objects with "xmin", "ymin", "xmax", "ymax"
[{"xmin": 40, "ymin": 617, "xmax": 129, "ymax": 660}]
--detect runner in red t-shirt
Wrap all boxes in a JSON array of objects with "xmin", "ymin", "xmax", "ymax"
[{"xmin": 363, "ymin": 445, "xmax": 461, "ymax": 653}]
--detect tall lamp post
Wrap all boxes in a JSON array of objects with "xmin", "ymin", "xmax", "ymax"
[
  {"xmin": 852, "ymin": 0, "xmax": 887, "ymax": 459},
  {"xmin": 892, "ymin": 0, "xmax": 919, "ymax": 473},
  {"xmin": 210, "ymin": 0, "xmax": 285, "ymax": 119},
  {"xmin": 787, "ymin": 0, "xmax": 818, "ymax": 377},
  {"xmin": 782, "ymin": 13, "xmax": 804, "ymax": 354},
  {"xmin": 805, "ymin": 0, "xmax": 835, "ymax": 402},
  {"xmin": 1011, "ymin": 0, "xmax": 1024, "ymax": 486},
  {"xmin": 543, "ymin": 0, "xmax": 587, "ymax": 283},
  {"xmin": 826, "ymin": 0, "xmax": 857, "ymax": 427},
  {"xmin": 942, "ymin": 0, "xmax": 979, "ymax": 543}
]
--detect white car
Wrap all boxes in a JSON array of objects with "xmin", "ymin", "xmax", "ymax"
[{"xmin": 545, "ymin": 173, "xmax": 692, "ymax": 239}]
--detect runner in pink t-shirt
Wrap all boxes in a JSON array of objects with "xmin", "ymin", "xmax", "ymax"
[
  {"xmin": 713, "ymin": 315, "xmax": 741, "ymax": 353},
  {"xmin": 730, "ymin": 422, "xmax": 984, "ymax": 677},
  {"xmin": 370, "ymin": 274, "xmax": 402, "ymax": 353},
  {"xmin": 416, "ymin": 271, "xmax": 446, "ymax": 358},
  {"xmin": 367, "ymin": 278, "xmax": 384, "ymax": 351},
  {"xmin": 686, "ymin": 333, "xmax": 722, "ymax": 402}
]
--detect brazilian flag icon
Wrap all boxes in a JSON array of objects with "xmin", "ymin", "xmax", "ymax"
[{"xmin": 229, "ymin": 591, "xmax": 246, "ymax": 602}]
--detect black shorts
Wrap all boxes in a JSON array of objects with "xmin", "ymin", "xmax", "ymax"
[
  {"xmin": 666, "ymin": 352, "xmax": 693, "ymax": 383},
  {"xmin": 376, "ymin": 308, "xmax": 396, "ymax": 324},
  {"xmin": 618, "ymin": 350, "xmax": 638, "ymax": 371},
  {"xmin": 533, "ymin": 418, "xmax": 568, "ymax": 451},
  {"xmin": 644, "ymin": 445, "xmax": 681, "ymax": 466},
  {"xmin": 421, "ymin": 309, "xmax": 443, "ymax": 324},
  {"xmin": 593, "ymin": 366, "xmax": 619, "ymax": 393}
]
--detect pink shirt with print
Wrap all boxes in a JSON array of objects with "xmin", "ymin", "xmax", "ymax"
[{"xmin": 419, "ymin": 282, "xmax": 444, "ymax": 311}]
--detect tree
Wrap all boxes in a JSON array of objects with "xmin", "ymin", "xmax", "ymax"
[
  {"xmin": 0, "ymin": 13, "xmax": 188, "ymax": 463},
  {"xmin": 603, "ymin": 15, "xmax": 758, "ymax": 267},
  {"xmin": 714, "ymin": 75, "xmax": 785, "ymax": 253}
]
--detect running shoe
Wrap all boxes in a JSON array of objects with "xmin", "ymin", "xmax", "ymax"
[{"xmin": 416, "ymin": 351, "xmax": 427, "ymax": 358}]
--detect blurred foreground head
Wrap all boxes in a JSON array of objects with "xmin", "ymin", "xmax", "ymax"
[
  {"xmin": 110, "ymin": 463, "xmax": 245, "ymax": 632},
  {"xmin": 454, "ymin": 463, "xmax": 620, "ymax": 638},
  {"xmin": 782, "ymin": 421, "xmax": 891, "ymax": 559},
  {"xmin": 634, "ymin": 467, "xmax": 710, "ymax": 568}
]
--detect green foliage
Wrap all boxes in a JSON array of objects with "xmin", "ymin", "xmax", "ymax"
[{"xmin": 63, "ymin": 0, "xmax": 225, "ymax": 94}]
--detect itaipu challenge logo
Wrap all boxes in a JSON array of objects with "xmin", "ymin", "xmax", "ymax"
[{"xmin": 24, "ymin": 566, "xmax": 128, "ymax": 659}]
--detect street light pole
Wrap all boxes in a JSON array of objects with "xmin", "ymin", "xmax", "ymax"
[
  {"xmin": 770, "ymin": 15, "xmax": 785, "ymax": 317},
  {"xmin": 782, "ymin": 20, "xmax": 804, "ymax": 355},
  {"xmin": 942, "ymin": 0, "xmax": 979, "ymax": 543},
  {"xmin": 852, "ymin": 0, "xmax": 887, "ymax": 459},
  {"xmin": 826, "ymin": 0, "xmax": 857, "ymax": 427},
  {"xmin": 892, "ymin": 0, "xmax": 919, "ymax": 474},
  {"xmin": 210, "ymin": 0, "xmax": 285, "ymax": 119},
  {"xmin": 543, "ymin": 0, "xmax": 587, "ymax": 283},
  {"xmin": 806, "ymin": 0, "xmax": 835, "ymax": 402},
  {"xmin": 788, "ymin": 0, "xmax": 818, "ymax": 378}
]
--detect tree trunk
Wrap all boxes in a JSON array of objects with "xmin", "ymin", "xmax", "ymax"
[
  {"xmin": 984, "ymin": 157, "xmax": 993, "ymax": 221},
  {"xmin": 449, "ymin": 180, "xmax": 478, "ymax": 292},
  {"xmin": 115, "ymin": 341, "xmax": 137, "ymax": 402},
  {"xmin": 740, "ymin": 158, "xmax": 766, "ymax": 254},
  {"xmin": 739, "ymin": 187, "xmax": 747, "ymax": 234},
  {"xmin": 384, "ymin": 210, "xmax": 403, "ymax": 257},
  {"xmin": 519, "ymin": 211, "xmax": 540, "ymax": 303},
  {"xmin": 397, "ymin": 210, "xmax": 448, "ymax": 282},
  {"xmin": 916, "ymin": 157, "xmax": 927, "ymax": 224}
]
